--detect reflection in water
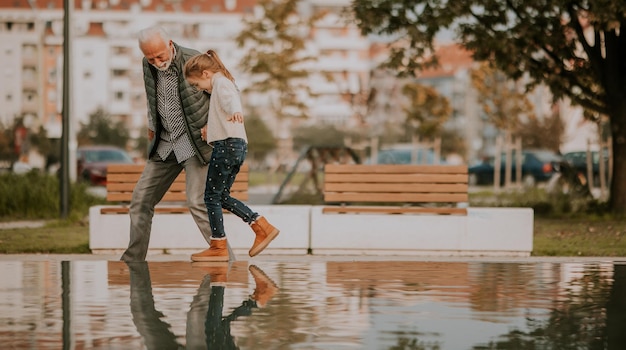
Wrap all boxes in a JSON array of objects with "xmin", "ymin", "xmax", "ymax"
[
  {"xmin": 0, "ymin": 259, "xmax": 625, "ymax": 349},
  {"xmin": 128, "ymin": 261, "xmax": 180, "ymax": 349},
  {"xmin": 127, "ymin": 262, "xmax": 278, "ymax": 349}
]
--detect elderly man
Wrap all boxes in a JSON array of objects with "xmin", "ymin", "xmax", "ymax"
[{"xmin": 120, "ymin": 26, "xmax": 214, "ymax": 262}]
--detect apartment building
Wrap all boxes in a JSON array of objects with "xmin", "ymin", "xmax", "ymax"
[{"xmin": 1, "ymin": 0, "xmax": 373, "ymax": 163}]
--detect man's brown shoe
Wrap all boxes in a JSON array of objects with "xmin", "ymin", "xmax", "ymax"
[
  {"xmin": 249, "ymin": 264, "xmax": 278, "ymax": 307},
  {"xmin": 249, "ymin": 216, "xmax": 280, "ymax": 257},
  {"xmin": 191, "ymin": 238, "xmax": 229, "ymax": 262}
]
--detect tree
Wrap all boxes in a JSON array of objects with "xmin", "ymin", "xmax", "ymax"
[
  {"xmin": 401, "ymin": 83, "xmax": 452, "ymax": 138},
  {"xmin": 351, "ymin": 0, "xmax": 626, "ymax": 215},
  {"xmin": 235, "ymin": 0, "xmax": 320, "ymax": 128},
  {"xmin": 0, "ymin": 122, "xmax": 16, "ymax": 163},
  {"xmin": 470, "ymin": 63, "xmax": 535, "ymax": 134},
  {"xmin": 236, "ymin": 0, "xmax": 326, "ymax": 167},
  {"xmin": 516, "ymin": 106, "xmax": 565, "ymax": 153},
  {"xmin": 292, "ymin": 124, "xmax": 351, "ymax": 150},
  {"xmin": 77, "ymin": 107, "xmax": 129, "ymax": 148},
  {"xmin": 245, "ymin": 113, "xmax": 277, "ymax": 167}
]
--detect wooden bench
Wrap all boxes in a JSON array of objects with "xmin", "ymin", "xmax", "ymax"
[
  {"xmin": 323, "ymin": 164, "xmax": 468, "ymax": 215},
  {"xmin": 102, "ymin": 163, "xmax": 249, "ymax": 214}
]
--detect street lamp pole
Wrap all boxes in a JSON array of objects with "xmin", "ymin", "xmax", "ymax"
[{"xmin": 60, "ymin": 0, "xmax": 72, "ymax": 218}]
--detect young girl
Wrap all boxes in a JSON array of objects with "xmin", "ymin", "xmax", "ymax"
[{"xmin": 183, "ymin": 49, "xmax": 279, "ymax": 262}]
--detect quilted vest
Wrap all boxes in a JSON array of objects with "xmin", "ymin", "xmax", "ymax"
[{"xmin": 142, "ymin": 42, "xmax": 212, "ymax": 164}]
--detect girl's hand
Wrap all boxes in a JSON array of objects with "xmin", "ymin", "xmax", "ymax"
[{"xmin": 228, "ymin": 112, "xmax": 244, "ymax": 123}]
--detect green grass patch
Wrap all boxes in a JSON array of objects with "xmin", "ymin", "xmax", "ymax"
[
  {"xmin": 0, "ymin": 220, "xmax": 90, "ymax": 254},
  {"xmin": 532, "ymin": 218, "xmax": 626, "ymax": 256}
]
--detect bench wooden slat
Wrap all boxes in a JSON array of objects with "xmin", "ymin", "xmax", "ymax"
[
  {"xmin": 107, "ymin": 164, "xmax": 147, "ymax": 173},
  {"xmin": 325, "ymin": 164, "xmax": 468, "ymax": 174},
  {"xmin": 107, "ymin": 172, "xmax": 250, "ymax": 183},
  {"xmin": 106, "ymin": 191, "xmax": 249, "ymax": 202},
  {"xmin": 325, "ymin": 192, "xmax": 468, "ymax": 203},
  {"xmin": 324, "ymin": 173, "xmax": 468, "ymax": 183},
  {"xmin": 101, "ymin": 206, "xmax": 244, "ymax": 215},
  {"xmin": 107, "ymin": 181, "xmax": 249, "ymax": 193},
  {"xmin": 324, "ymin": 183, "xmax": 468, "ymax": 193},
  {"xmin": 322, "ymin": 206, "xmax": 468, "ymax": 215}
]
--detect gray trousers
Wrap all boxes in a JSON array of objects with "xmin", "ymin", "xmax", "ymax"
[{"xmin": 121, "ymin": 152, "xmax": 212, "ymax": 262}]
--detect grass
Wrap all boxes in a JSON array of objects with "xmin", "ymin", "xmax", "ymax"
[
  {"xmin": 532, "ymin": 218, "xmax": 626, "ymax": 256},
  {"xmin": 1, "ymin": 217, "xmax": 625, "ymax": 256},
  {"xmin": 0, "ymin": 220, "xmax": 90, "ymax": 254}
]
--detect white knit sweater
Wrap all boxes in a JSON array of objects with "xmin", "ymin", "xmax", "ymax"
[{"xmin": 206, "ymin": 72, "xmax": 248, "ymax": 144}]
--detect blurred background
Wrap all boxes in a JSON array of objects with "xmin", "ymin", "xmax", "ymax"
[{"xmin": 0, "ymin": 0, "xmax": 612, "ymax": 204}]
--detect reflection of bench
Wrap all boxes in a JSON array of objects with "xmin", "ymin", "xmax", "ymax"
[
  {"xmin": 322, "ymin": 164, "xmax": 468, "ymax": 215},
  {"xmin": 101, "ymin": 163, "xmax": 248, "ymax": 214},
  {"xmin": 89, "ymin": 163, "xmax": 311, "ymax": 255},
  {"xmin": 311, "ymin": 163, "xmax": 533, "ymax": 256}
]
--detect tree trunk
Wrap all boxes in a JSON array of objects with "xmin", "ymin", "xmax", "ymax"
[{"xmin": 609, "ymin": 100, "xmax": 626, "ymax": 216}]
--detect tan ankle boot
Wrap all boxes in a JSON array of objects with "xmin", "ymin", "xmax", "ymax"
[
  {"xmin": 249, "ymin": 216, "xmax": 280, "ymax": 257},
  {"xmin": 191, "ymin": 238, "xmax": 229, "ymax": 262},
  {"xmin": 192, "ymin": 263, "xmax": 229, "ymax": 285},
  {"xmin": 249, "ymin": 265, "xmax": 278, "ymax": 307}
]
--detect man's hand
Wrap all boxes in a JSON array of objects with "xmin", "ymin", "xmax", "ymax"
[
  {"xmin": 148, "ymin": 130, "xmax": 155, "ymax": 141},
  {"xmin": 227, "ymin": 112, "xmax": 244, "ymax": 123},
  {"xmin": 201, "ymin": 126, "xmax": 207, "ymax": 141}
]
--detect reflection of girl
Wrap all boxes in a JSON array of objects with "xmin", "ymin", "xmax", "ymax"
[
  {"xmin": 183, "ymin": 50, "xmax": 279, "ymax": 262},
  {"xmin": 188, "ymin": 264, "xmax": 279, "ymax": 349}
]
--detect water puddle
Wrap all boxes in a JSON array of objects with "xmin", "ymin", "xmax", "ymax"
[{"xmin": 1, "ymin": 259, "xmax": 625, "ymax": 349}]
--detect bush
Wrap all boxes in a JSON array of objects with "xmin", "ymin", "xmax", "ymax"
[
  {"xmin": 469, "ymin": 187, "xmax": 610, "ymax": 219},
  {"xmin": 0, "ymin": 171, "xmax": 105, "ymax": 222}
]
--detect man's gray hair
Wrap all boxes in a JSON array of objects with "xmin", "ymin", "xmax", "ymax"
[{"xmin": 138, "ymin": 25, "xmax": 170, "ymax": 45}]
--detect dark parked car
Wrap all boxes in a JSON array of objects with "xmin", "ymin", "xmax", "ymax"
[
  {"xmin": 367, "ymin": 148, "xmax": 443, "ymax": 165},
  {"xmin": 562, "ymin": 150, "xmax": 610, "ymax": 187},
  {"xmin": 469, "ymin": 149, "xmax": 563, "ymax": 187},
  {"xmin": 77, "ymin": 145, "xmax": 135, "ymax": 186}
]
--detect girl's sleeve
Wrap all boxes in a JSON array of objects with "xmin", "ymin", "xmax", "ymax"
[{"xmin": 216, "ymin": 77, "xmax": 242, "ymax": 117}]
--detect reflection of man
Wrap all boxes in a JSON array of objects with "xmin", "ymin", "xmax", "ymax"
[
  {"xmin": 188, "ymin": 264, "xmax": 279, "ymax": 349},
  {"xmin": 127, "ymin": 262, "xmax": 279, "ymax": 349},
  {"xmin": 120, "ymin": 25, "xmax": 214, "ymax": 262},
  {"xmin": 126, "ymin": 262, "xmax": 181, "ymax": 350}
]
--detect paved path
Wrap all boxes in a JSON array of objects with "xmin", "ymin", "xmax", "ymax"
[
  {"xmin": 0, "ymin": 253, "xmax": 624, "ymax": 263},
  {"xmin": 0, "ymin": 220, "xmax": 47, "ymax": 230}
]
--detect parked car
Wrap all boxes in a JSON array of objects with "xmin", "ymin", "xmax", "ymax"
[
  {"xmin": 77, "ymin": 145, "xmax": 135, "ymax": 186},
  {"xmin": 562, "ymin": 150, "xmax": 610, "ymax": 187},
  {"xmin": 468, "ymin": 149, "xmax": 563, "ymax": 187},
  {"xmin": 367, "ymin": 147, "xmax": 443, "ymax": 165}
]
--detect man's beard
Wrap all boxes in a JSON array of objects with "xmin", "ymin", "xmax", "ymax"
[
  {"xmin": 153, "ymin": 58, "xmax": 172, "ymax": 71},
  {"xmin": 152, "ymin": 46, "xmax": 175, "ymax": 71}
]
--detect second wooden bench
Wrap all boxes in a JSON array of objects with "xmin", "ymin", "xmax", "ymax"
[{"xmin": 323, "ymin": 164, "xmax": 468, "ymax": 215}]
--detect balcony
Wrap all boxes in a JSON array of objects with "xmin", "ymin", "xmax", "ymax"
[
  {"xmin": 22, "ymin": 100, "xmax": 39, "ymax": 114},
  {"xmin": 109, "ymin": 55, "xmax": 132, "ymax": 69},
  {"xmin": 22, "ymin": 77, "xmax": 38, "ymax": 91}
]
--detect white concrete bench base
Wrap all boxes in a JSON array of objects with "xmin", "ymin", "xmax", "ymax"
[
  {"xmin": 89, "ymin": 205, "xmax": 311, "ymax": 255},
  {"xmin": 309, "ymin": 207, "xmax": 533, "ymax": 257},
  {"xmin": 90, "ymin": 205, "xmax": 533, "ymax": 257}
]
